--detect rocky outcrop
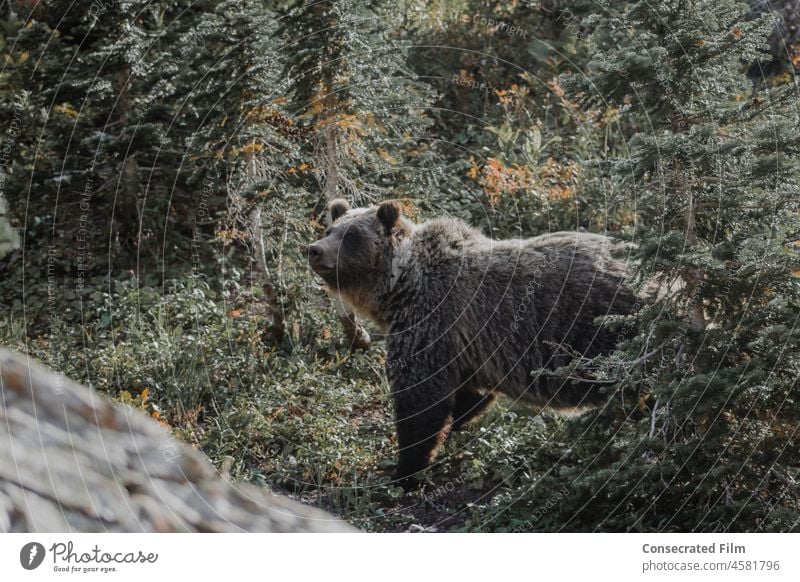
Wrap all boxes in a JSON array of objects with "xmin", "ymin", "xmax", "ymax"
[{"xmin": 0, "ymin": 349, "xmax": 355, "ymax": 532}]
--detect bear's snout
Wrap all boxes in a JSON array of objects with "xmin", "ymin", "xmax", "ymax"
[
  {"xmin": 307, "ymin": 243, "xmax": 323, "ymax": 260},
  {"xmin": 306, "ymin": 241, "xmax": 335, "ymax": 273}
]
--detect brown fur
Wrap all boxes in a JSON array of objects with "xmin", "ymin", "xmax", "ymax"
[{"xmin": 308, "ymin": 199, "xmax": 636, "ymax": 488}]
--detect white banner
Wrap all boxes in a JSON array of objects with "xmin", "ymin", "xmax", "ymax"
[{"xmin": 0, "ymin": 533, "xmax": 797, "ymax": 581}]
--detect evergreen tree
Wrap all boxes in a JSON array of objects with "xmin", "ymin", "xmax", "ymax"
[
  {"xmin": 0, "ymin": 7, "xmax": 22, "ymax": 260},
  {"xmin": 279, "ymin": 0, "xmax": 435, "ymax": 206},
  {"xmin": 171, "ymin": 0, "xmax": 307, "ymax": 346},
  {"xmin": 278, "ymin": 0, "xmax": 437, "ymax": 349},
  {"xmin": 2, "ymin": 0, "xmax": 207, "ymax": 273},
  {"xmin": 0, "ymin": 197, "xmax": 18, "ymax": 259},
  {"xmin": 176, "ymin": 0, "xmax": 297, "ymax": 183},
  {"xmin": 478, "ymin": 0, "xmax": 800, "ymax": 531}
]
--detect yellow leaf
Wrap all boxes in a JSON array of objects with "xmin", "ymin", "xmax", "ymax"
[
  {"xmin": 377, "ymin": 148, "xmax": 397, "ymax": 164},
  {"xmin": 399, "ymin": 199, "xmax": 418, "ymax": 219},
  {"xmin": 232, "ymin": 142, "xmax": 263, "ymax": 156},
  {"xmin": 55, "ymin": 102, "xmax": 79, "ymax": 119}
]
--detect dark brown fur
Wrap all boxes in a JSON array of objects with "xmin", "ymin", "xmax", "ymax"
[{"xmin": 308, "ymin": 200, "xmax": 636, "ymax": 487}]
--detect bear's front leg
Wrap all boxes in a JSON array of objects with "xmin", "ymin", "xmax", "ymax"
[{"xmin": 389, "ymin": 367, "xmax": 457, "ymax": 490}]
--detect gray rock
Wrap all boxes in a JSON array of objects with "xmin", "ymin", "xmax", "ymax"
[{"xmin": 0, "ymin": 349, "xmax": 356, "ymax": 532}]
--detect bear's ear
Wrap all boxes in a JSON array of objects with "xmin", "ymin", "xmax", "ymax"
[
  {"xmin": 376, "ymin": 200, "xmax": 402, "ymax": 234},
  {"xmin": 328, "ymin": 198, "xmax": 350, "ymax": 223}
]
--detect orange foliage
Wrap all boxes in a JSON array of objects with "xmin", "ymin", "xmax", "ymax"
[
  {"xmin": 547, "ymin": 77, "xmax": 585, "ymax": 122},
  {"xmin": 478, "ymin": 158, "xmax": 535, "ymax": 205},
  {"xmin": 398, "ymin": 198, "xmax": 419, "ymax": 220},
  {"xmin": 466, "ymin": 156, "xmax": 580, "ymax": 205},
  {"xmin": 790, "ymin": 43, "xmax": 800, "ymax": 70},
  {"xmin": 494, "ymin": 83, "xmax": 528, "ymax": 110}
]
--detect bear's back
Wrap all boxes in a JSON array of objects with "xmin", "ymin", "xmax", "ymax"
[
  {"xmin": 408, "ymin": 220, "xmax": 631, "ymax": 290},
  {"xmin": 396, "ymin": 221, "xmax": 634, "ymax": 404}
]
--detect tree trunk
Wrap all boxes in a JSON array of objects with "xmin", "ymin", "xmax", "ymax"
[
  {"xmin": 244, "ymin": 137, "xmax": 287, "ymax": 346},
  {"xmin": 319, "ymin": 86, "xmax": 371, "ymax": 350},
  {"xmin": 684, "ymin": 191, "xmax": 706, "ymax": 334},
  {"xmin": 115, "ymin": 65, "xmax": 141, "ymax": 256},
  {"xmin": 250, "ymin": 203, "xmax": 286, "ymax": 346}
]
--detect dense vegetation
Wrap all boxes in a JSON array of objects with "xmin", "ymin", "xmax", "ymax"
[{"xmin": 1, "ymin": 0, "xmax": 798, "ymax": 531}]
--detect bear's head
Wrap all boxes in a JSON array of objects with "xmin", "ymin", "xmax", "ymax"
[{"xmin": 306, "ymin": 199, "xmax": 411, "ymax": 295}]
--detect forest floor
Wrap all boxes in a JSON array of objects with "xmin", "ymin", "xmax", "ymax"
[{"xmin": 0, "ymin": 273, "xmax": 561, "ymax": 532}]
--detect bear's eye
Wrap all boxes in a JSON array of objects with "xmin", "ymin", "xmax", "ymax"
[
  {"xmin": 324, "ymin": 228, "xmax": 332, "ymax": 236},
  {"xmin": 343, "ymin": 230, "xmax": 359, "ymax": 243}
]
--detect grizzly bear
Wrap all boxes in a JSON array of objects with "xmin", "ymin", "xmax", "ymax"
[{"xmin": 307, "ymin": 199, "xmax": 636, "ymax": 488}]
